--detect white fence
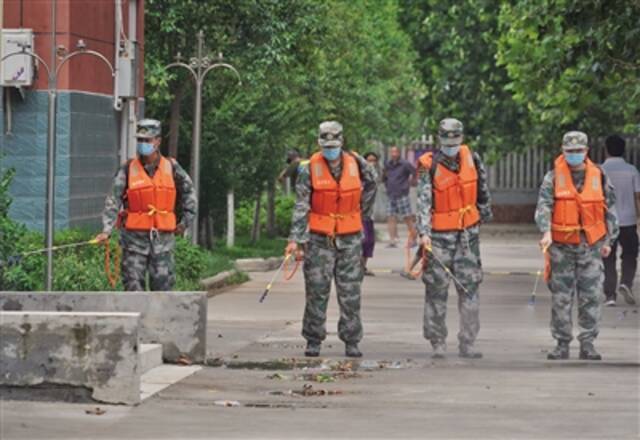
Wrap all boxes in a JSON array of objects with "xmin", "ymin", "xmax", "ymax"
[{"xmin": 487, "ymin": 136, "xmax": 640, "ymax": 191}]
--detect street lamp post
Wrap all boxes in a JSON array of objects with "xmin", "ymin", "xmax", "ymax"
[
  {"xmin": 1, "ymin": 40, "xmax": 115, "ymax": 291},
  {"xmin": 165, "ymin": 30, "xmax": 240, "ymax": 245}
]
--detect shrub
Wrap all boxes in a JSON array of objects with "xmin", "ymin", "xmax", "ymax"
[{"xmin": 232, "ymin": 193, "xmax": 295, "ymax": 238}]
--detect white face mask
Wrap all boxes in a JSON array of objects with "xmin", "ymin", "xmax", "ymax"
[{"xmin": 440, "ymin": 145, "xmax": 460, "ymax": 157}]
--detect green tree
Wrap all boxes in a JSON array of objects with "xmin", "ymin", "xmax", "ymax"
[
  {"xmin": 144, "ymin": 0, "xmax": 425, "ymax": 239},
  {"xmin": 497, "ymin": 0, "xmax": 640, "ymax": 146},
  {"xmin": 399, "ymin": 0, "xmax": 527, "ymax": 159}
]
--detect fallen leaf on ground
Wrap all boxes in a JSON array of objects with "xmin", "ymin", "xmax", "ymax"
[{"xmin": 177, "ymin": 355, "xmax": 193, "ymax": 366}]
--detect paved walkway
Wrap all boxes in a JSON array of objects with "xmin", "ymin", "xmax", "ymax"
[{"xmin": 1, "ymin": 227, "xmax": 639, "ymax": 439}]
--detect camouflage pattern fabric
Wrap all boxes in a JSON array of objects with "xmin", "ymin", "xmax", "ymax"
[
  {"xmin": 547, "ymin": 243, "xmax": 604, "ymax": 343},
  {"xmin": 121, "ymin": 249, "xmax": 176, "ymax": 291},
  {"xmin": 290, "ymin": 150, "xmax": 377, "ymax": 344},
  {"xmin": 302, "ymin": 234, "xmax": 364, "ymax": 343},
  {"xmin": 415, "ymin": 150, "xmax": 492, "ymax": 348},
  {"xmin": 101, "ymin": 155, "xmax": 196, "ymax": 290},
  {"xmin": 421, "ymin": 227, "xmax": 483, "ymax": 347},
  {"xmin": 535, "ymin": 165, "xmax": 619, "ymax": 343}
]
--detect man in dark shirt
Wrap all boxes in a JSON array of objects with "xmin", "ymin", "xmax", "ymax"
[{"xmin": 383, "ymin": 146, "xmax": 417, "ymax": 247}]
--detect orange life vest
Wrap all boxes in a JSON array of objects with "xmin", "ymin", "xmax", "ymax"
[
  {"xmin": 125, "ymin": 156, "xmax": 177, "ymax": 232},
  {"xmin": 418, "ymin": 145, "xmax": 480, "ymax": 231},
  {"xmin": 551, "ymin": 155, "xmax": 606, "ymax": 245},
  {"xmin": 309, "ymin": 151, "xmax": 363, "ymax": 236}
]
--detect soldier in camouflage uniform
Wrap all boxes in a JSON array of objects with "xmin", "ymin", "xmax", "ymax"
[
  {"xmin": 287, "ymin": 121, "xmax": 377, "ymax": 358},
  {"xmin": 416, "ymin": 118, "xmax": 493, "ymax": 359},
  {"xmin": 95, "ymin": 119, "xmax": 197, "ymax": 291},
  {"xmin": 535, "ymin": 131, "xmax": 618, "ymax": 360}
]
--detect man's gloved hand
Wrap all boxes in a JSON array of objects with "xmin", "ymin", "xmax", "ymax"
[
  {"xmin": 421, "ymin": 235, "xmax": 432, "ymax": 251},
  {"xmin": 94, "ymin": 232, "xmax": 110, "ymax": 244},
  {"xmin": 286, "ymin": 241, "xmax": 305, "ymax": 261},
  {"xmin": 539, "ymin": 231, "xmax": 552, "ymax": 251}
]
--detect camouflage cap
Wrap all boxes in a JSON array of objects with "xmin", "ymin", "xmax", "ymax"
[
  {"xmin": 136, "ymin": 119, "xmax": 162, "ymax": 139},
  {"xmin": 438, "ymin": 118, "xmax": 464, "ymax": 146},
  {"xmin": 318, "ymin": 121, "xmax": 344, "ymax": 148},
  {"xmin": 562, "ymin": 131, "xmax": 588, "ymax": 149}
]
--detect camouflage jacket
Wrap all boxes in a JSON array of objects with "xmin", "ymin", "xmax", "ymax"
[
  {"xmin": 535, "ymin": 167, "xmax": 619, "ymax": 246},
  {"xmin": 101, "ymin": 155, "xmax": 197, "ymax": 255},
  {"xmin": 289, "ymin": 151, "xmax": 378, "ymax": 249},
  {"xmin": 416, "ymin": 150, "xmax": 493, "ymax": 239}
]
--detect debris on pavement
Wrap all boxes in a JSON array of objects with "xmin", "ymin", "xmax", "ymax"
[
  {"xmin": 214, "ymin": 400, "xmax": 241, "ymax": 407},
  {"xmin": 85, "ymin": 407, "xmax": 106, "ymax": 416},
  {"xmin": 266, "ymin": 373, "xmax": 289, "ymax": 380}
]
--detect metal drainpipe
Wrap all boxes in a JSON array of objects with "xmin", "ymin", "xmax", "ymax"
[{"xmin": 127, "ymin": 0, "xmax": 137, "ymax": 159}]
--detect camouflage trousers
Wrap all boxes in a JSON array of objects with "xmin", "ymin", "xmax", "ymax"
[
  {"xmin": 547, "ymin": 242, "xmax": 604, "ymax": 343},
  {"xmin": 302, "ymin": 236, "xmax": 364, "ymax": 344},
  {"xmin": 121, "ymin": 249, "xmax": 176, "ymax": 291},
  {"xmin": 421, "ymin": 231, "xmax": 482, "ymax": 347}
]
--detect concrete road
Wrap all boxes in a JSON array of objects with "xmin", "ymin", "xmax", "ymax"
[{"xmin": 1, "ymin": 227, "xmax": 639, "ymax": 439}]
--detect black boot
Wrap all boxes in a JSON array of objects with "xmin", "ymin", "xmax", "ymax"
[
  {"xmin": 459, "ymin": 344, "xmax": 483, "ymax": 359},
  {"xmin": 579, "ymin": 342, "xmax": 602, "ymax": 361},
  {"xmin": 345, "ymin": 343, "xmax": 362, "ymax": 358},
  {"xmin": 547, "ymin": 341, "xmax": 570, "ymax": 360},
  {"xmin": 305, "ymin": 341, "xmax": 321, "ymax": 357}
]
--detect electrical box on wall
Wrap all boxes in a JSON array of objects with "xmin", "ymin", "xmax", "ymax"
[
  {"xmin": 117, "ymin": 41, "xmax": 138, "ymax": 98},
  {"xmin": 1, "ymin": 29, "xmax": 35, "ymax": 87}
]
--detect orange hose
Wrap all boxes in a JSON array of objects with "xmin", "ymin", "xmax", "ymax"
[
  {"xmin": 283, "ymin": 253, "xmax": 300, "ymax": 281},
  {"xmin": 104, "ymin": 241, "xmax": 121, "ymax": 289},
  {"xmin": 409, "ymin": 255, "xmax": 428, "ymax": 279}
]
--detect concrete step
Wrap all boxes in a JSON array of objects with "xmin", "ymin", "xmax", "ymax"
[
  {"xmin": 139, "ymin": 343, "xmax": 163, "ymax": 374},
  {"xmin": 140, "ymin": 365, "xmax": 201, "ymax": 401}
]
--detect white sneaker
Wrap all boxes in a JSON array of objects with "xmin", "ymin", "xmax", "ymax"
[
  {"xmin": 604, "ymin": 299, "xmax": 616, "ymax": 307},
  {"xmin": 618, "ymin": 284, "xmax": 636, "ymax": 305}
]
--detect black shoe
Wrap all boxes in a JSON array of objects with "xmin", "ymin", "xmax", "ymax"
[
  {"xmin": 431, "ymin": 342, "xmax": 446, "ymax": 359},
  {"xmin": 345, "ymin": 343, "xmax": 362, "ymax": 358},
  {"xmin": 547, "ymin": 341, "xmax": 569, "ymax": 360},
  {"xmin": 364, "ymin": 268, "xmax": 376, "ymax": 277},
  {"xmin": 459, "ymin": 344, "xmax": 483, "ymax": 359},
  {"xmin": 305, "ymin": 341, "xmax": 321, "ymax": 357},
  {"xmin": 579, "ymin": 342, "xmax": 602, "ymax": 361}
]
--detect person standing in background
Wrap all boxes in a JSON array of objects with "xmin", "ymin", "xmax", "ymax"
[
  {"xmin": 362, "ymin": 152, "xmax": 380, "ymax": 276},
  {"xmin": 602, "ymin": 135, "xmax": 639, "ymax": 306},
  {"xmin": 383, "ymin": 146, "xmax": 417, "ymax": 247}
]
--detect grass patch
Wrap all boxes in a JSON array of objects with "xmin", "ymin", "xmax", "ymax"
[{"xmin": 216, "ymin": 236, "xmax": 287, "ymax": 259}]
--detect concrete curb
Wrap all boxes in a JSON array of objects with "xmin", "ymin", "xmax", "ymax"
[
  {"xmin": 200, "ymin": 270, "xmax": 242, "ymax": 291},
  {"xmin": 234, "ymin": 257, "xmax": 284, "ymax": 273},
  {"xmin": 0, "ymin": 292, "xmax": 207, "ymax": 364},
  {"xmin": 0, "ymin": 311, "xmax": 141, "ymax": 405}
]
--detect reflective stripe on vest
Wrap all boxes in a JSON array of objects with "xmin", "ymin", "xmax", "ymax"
[
  {"xmin": 551, "ymin": 155, "xmax": 606, "ymax": 245},
  {"xmin": 418, "ymin": 145, "xmax": 480, "ymax": 231},
  {"xmin": 125, "ymin": 156, "xmax": 178, "ymax": 232},
  {"xmin": 309, "ymin": 152, "xmax": 363, "ymax": 236}
]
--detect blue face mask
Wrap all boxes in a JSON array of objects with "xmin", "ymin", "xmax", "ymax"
[
  {"xmin": 137, "ymin": 142, "xmax": 155, "ymax": 156},
  {"xmin": 564, "ymin": 152, "xmax": 586, "ymax": 167},
  {"xmin": 441, "ymin": 146, "xmax": 460, "ymax": 157},
  {"xmin": 322, "ymin": 147, "xmax": 341, "ymax": 161}
]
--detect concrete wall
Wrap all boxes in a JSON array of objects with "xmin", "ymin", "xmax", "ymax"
[
  {"xmin": 0, "ymin": 291, "xmax": 208, "ymax": 363},
  {"xmin": 0, "ymin": 311, "xmax": 140, "ymax": 405}
]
